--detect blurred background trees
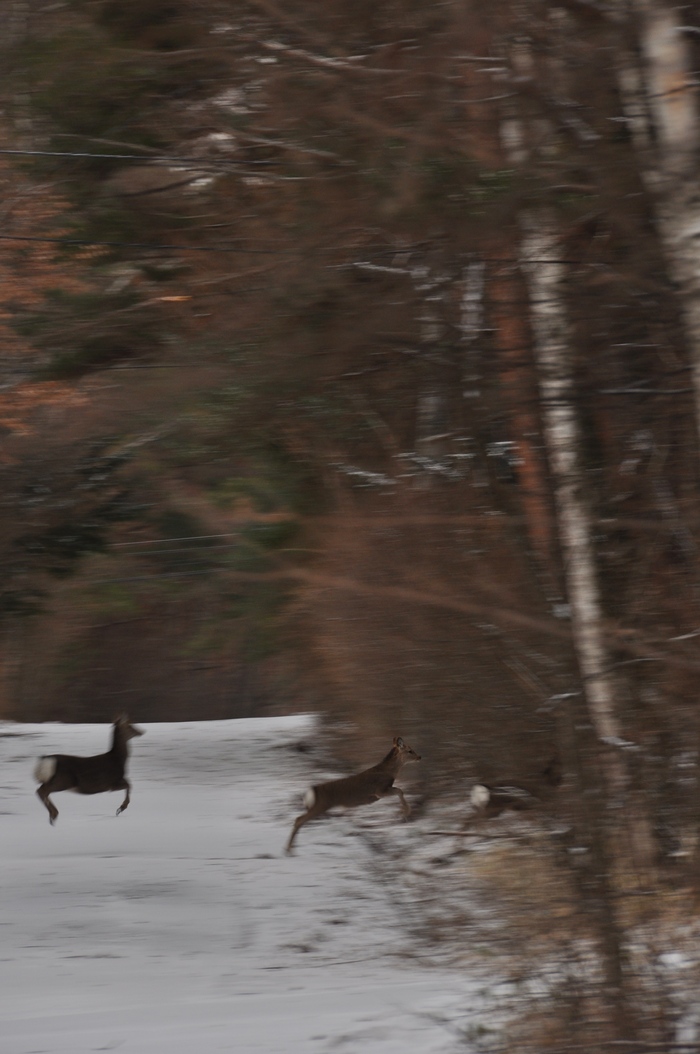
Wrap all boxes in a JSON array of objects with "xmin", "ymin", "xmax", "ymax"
[{"xmin": 3, "ymin": 0, "xmax": 700, "ymax": 1047}]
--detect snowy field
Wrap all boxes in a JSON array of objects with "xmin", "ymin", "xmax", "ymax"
[{"xmin": 1, "ymin": 716, "xmax": 479, "ymax": 1054}]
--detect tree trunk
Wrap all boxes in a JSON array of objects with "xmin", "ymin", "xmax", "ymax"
[{"xmin": 625, "ymin": 0, "xmax": 700, "ymax": 888}]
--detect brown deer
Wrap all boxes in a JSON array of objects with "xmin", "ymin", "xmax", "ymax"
[
  {"xmin": 463, "ymin": 756, "xmax": 562, "ymax": 831},
  {"xmin": 34, "ymin": 713, "xmax": 144, "ymax": 825},
  {"xmin": 286, "ymin": 736, "xmax": 421, "ymax": 854}
]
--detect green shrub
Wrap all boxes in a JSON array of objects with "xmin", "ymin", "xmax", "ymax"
[
  {"xmin": 22, "ymin": 33, "xmax": 164, "ymax": 170},
  {"xmin": 20, "ymin": 27, "xmax": 226, "ymax": 177},
  {"xmin": 13, "ymin": 287, "xmax": 160, "ymax": 378}
]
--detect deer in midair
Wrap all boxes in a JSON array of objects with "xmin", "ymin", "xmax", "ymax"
[
  {"xmin": 463, "ymin": 756, "xmax": 562, "ymax": 831},
  {"xmin": 34, "ymin": 713, "xmax": 144, "ymax": 825},
  {"xmin": 286, "ymin": 736, "xmax": 421, "ymax": 854}
]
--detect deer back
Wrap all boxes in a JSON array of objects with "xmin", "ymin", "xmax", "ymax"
[{"xmin": 310, "ymin": 736, "xmax": 421, "ymax": 811}]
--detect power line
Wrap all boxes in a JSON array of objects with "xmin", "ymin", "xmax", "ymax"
[
  {"xmin": 110, "ymin": 543, "xmax": 242, "ymax": 557},
  {"xmin": 91, "ymin": 569, "xmax": 214, "ymax": 583},
  {"xmin": 0, "ymin": 147, "xmax": 266, "ymax": 166},
  {"xmin": 0, "ymin": 233, "xmax": 292, "ymax": 254},
  {"xmin": 113, "ymin": 533, "xmax": 244, "ymax": 546}
]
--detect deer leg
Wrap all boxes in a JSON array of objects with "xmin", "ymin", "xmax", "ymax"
[
  {"xmin": 447, "ymin": 809, "xmax": 484, "ymax": 855},
  {"xmin": 466, "ymin": 807, "xmax": 488, "ymax": 831},
  {"xmin": 37, "ymin": 786, "xmax": 59, "ymax": 825},
  {"xmin": 115, "ymin": 778, "xmax": 131, "ymax": 816},
  {"xmin": 286, "ymin": 804, "xmax": 325, "ymax": 854},
  {"xmin": 388, "ymin": 786, "xmax": 411, "ymax": 820}
]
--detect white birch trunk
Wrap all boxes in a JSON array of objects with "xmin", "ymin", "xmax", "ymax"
[
  {"xmin": 521, "ymin": 219, "xmax": 624, "ymax": 769},
  {"xmin": 460, "ymin": 259, "xmax": 486, "ymax": 401},
  {"xmin": 501, "ymin": 39, "xmax": 625, "ymax": 765},
  {"xmin": 637, "ymin": 2, "xmax": 698, "ymax": 173},
  {"xmin": 623, "ymin": 3, "xmax": 700, "ymax": 443},
  {"xmin": 411, "ymin": 266, "xmax": 449, "ymax": 466},
  {"xmin": 626, "ymin": 0, "xmax": 700, "ymax": 873}
]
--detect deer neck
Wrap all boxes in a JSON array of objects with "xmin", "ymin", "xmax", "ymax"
[
  {"xmin": 110, "ymin": 727, "xmax": 130, "ymax": 762},
  {"xmin": 376, "ymin": 745, "xmax": 402, "ymax": 776}
]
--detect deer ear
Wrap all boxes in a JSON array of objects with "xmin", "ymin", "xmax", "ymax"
[{"xmin": 395, "ymin": 737, "xmax": 404, "ymax": 747}]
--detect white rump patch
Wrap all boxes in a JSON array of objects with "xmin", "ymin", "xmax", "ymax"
[
  {"xmin": 34, "ymin": 756, "xmax": 57, "ymax": 784},
  {"xmin": 303, "ymin": 787, "xmax": 316, "ymax": 809},
  {"xmin": 470, "ymin": 784, "xmax": 490, "ymax": 809}
]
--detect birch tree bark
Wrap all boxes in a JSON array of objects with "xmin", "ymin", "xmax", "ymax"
[
  {"xmin": 411, "ymin": 265, "xmax": 450, "ymax": 474},
  {"xmin": 623, "ymin": 0, "xmax": 700, "ymax": 886},
  {"xmin": 501, "ymin": 39, "xmax": 627, "ymax": 780},
  {"xmin": 625, "ymin": 2, "xmax": 700, "ymax": 436},
  {"xmin": 521, "ymin": 220, "xmax": 625, "ymax": 770},
  {"xmin": 500, "ymin": 39, "xmax": 635, "ymax": 1034}
]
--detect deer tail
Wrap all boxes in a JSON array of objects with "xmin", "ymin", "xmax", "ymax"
[{"xmin": 34, "ymin": 757, "xmax": 57, "ymax": 783}]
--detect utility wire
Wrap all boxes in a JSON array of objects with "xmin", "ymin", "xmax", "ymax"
[
  {"xmin": 0, "ymin": 147, "xmax": 267, "ymax": 166},
  {"xmin": 109, "ymin": 543, "xmax": 242, "ymax": 557},
  {"xmin": 91, "ymin": 569, "xmax": 215, "ymax": 583},
  {"xmin": 113, "ymin": 533, "xmax": 246, "ymax": 546},
  {"xmin": 0, "ymin": 233, "xmax": 293, "ymax": 254}
]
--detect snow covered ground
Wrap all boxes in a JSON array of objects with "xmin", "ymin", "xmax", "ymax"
[{"xmin": 1, "ymin": 716, "xmax": 480, "ymax": 1054}]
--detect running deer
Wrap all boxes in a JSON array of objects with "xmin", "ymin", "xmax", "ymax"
[
  {"xmin": 286, "ymin": 736, "xmax": 421, "ymax": 854},
  {"xmin": 463, "ymin": 756, "xmax": 562, "ymax": 831},
  {"xmin": 34, "ymin": 713, "xmax": 144, "ymax": 825}
]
